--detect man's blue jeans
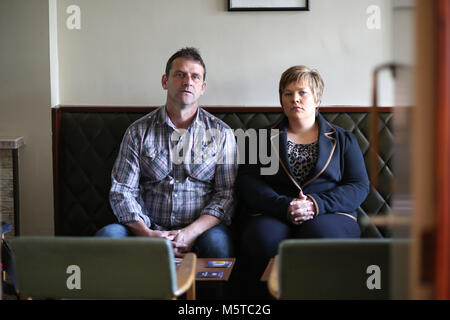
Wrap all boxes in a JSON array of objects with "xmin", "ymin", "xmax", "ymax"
[{"xmin": 95, "ymin": 223, "xmax": 234, "ymax": 258}]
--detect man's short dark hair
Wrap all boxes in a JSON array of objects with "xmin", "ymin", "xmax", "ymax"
[{"xmin": 165, "ymin": 47, "xmax": 206, "ymax": 81}]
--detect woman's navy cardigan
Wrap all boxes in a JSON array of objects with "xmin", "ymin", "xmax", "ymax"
[{"xmin": 236, "ymin": 113, "xmax": 370, "ymax": 222}]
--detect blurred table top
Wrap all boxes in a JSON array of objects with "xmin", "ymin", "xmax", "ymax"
[{"xmin": 176, "ymin": 257, "xmax": 236, "ymax": 281}]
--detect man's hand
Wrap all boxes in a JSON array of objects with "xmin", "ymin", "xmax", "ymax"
[
  {"xmin": 128, "ymin": 216, "xmax": 220, "ymax": 257},
  {"xmin": 171, "ymin": 215, "xmax": 221, "ymax": 257},
  {"xmin": 287, "ymin": 191, "xmax": 316, "ymax": 225},
  {"xmin": 171, "ymin": 228, "xmax": 198, "ymax": 257},
  {"xmin": 127, "ymin": 220, "xmax": 179, "ymax": 240},
  {"xmin": 149, "ymin": 229, "xmax": 180, "ymax": 241},
  {"xmin": 127, "ymin": 220, "xmax": 188, "ymax": 255}
]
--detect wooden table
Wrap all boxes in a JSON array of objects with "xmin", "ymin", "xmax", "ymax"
[{"xmin": 176, "ymin": 258, "xmax": 236, "ymax": 281}]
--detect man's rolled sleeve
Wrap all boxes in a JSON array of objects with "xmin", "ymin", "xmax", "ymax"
[
  {"xmin": 109, "ymin": 126, "xmax": 149, "ymax": 226},
  {"xmin": 200, "ymin": 129, "xmax": 238, "ymax": 225}
]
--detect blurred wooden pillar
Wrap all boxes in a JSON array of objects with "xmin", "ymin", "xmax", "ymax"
[
  {"xmin": 412, "ymin": 0, "xmax": 437, "ymax": 300},
  {"xmin": 412, "ymin": 0, "xmax": 450, "ymax": 300},
  {"xmin": 435, "ymin": 0, "xmax": 450, "ymax": 300}
]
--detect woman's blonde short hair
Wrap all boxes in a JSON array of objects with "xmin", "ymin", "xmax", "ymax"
[{"xmin": 279, "ymin": 66, "xmax": 324, "ymax": 106}]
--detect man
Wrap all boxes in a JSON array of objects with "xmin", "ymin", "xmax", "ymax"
[{"xmin": 96, "ymin": 48, "xmax": 238, "ymax": 258}]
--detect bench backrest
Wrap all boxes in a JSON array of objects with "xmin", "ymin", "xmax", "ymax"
[{"xmin": 52, "ymin": 106, "xmax": 393, "ymax": 236}]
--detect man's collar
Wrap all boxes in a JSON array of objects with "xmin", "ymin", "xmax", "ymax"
[{"xmin": 158, "ymin": 105, "xmax": 204, "ymax": 129}]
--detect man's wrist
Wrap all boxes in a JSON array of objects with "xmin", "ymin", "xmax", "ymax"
[
  {"xmin": 127, "ymin": 220, "xmax": 153, "ymax": 237},
  {"xmin": 182, "ymin": 223, "xmax": 202, "ymax": 240},
  {"xmin": 186, "ymin": 214, "xmax": 221, "ymax": 239}
]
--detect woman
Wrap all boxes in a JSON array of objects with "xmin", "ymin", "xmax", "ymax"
[{"xmin": 236, "ymin": 66, "xmax": 370, "ymax": 287}]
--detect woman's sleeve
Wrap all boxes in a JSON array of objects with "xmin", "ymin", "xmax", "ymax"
[
  {"xmin": 307, "ymin": 131, "xmax": 370, "ymax": 216},
  {"xmin": 236, "ymin": 132, "xmax": 294, "ymax": 221}
]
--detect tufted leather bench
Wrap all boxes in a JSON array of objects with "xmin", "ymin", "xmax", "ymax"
[{"xmin": 52, "ymin": 106, "xmax": 393, "ymax": 238}]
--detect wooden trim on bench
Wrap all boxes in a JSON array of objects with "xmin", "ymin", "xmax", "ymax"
[
  {"xmin": 52, "ymin": 108, "xmax": 62, "ymax": 235},
  {"xmin": 53, "ymin": 105, "xmax": 394, "ymax": 113}
]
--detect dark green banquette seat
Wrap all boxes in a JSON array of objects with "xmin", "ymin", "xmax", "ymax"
[{"xmin": 52, "ymin": 106, "xmax": 393, "ymax": 238}]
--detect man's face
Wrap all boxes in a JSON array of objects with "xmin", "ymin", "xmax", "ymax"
[{"xmin": 162, "ymin": 58, "xmax": 206, "ymax": 109}]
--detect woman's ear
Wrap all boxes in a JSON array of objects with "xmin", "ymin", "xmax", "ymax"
[{"xmin": 315, "ymin": 100, "xmax": 321, "ymax": 115}]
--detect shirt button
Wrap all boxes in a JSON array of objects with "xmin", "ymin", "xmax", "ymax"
[{"xmin": 174, "ymin": 194, "xmax": 178, "ymax": 198}]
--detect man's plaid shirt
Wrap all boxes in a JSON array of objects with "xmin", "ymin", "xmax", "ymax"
[{"xmin": 110, "ymin": 106, "xmax": 238, "ymax": 230}]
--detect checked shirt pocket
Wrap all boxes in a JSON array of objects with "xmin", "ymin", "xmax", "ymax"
[
  {"xmin": 188, "ymin": 156, "xmax": 216, "ymax": 182},
  {"xmin": 140, "ymin": 149, "xmax": 171, "ymax": 182}
]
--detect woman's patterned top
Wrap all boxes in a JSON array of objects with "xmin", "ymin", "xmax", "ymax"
[{"xmin": 286, "ymin": 140, "xmax": 319, "ymax": 185}]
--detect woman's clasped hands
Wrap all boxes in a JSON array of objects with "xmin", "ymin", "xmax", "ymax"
[{"xmin": 287, "ymin": 191, "xmax": 316, "ymax": 225}]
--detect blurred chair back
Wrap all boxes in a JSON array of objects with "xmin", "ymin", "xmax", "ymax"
[
  {"xmin": 269, "ymin": 239, "xmax": 409, "ymax": 300},
  {"xmin": 10, "ymin": 237, "xmax": 186, "ymax": 299}
]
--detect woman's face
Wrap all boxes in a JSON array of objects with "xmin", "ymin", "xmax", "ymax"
[{"xmin": 281, "ymin": 81, "xmax": 318, "ymax": 122}]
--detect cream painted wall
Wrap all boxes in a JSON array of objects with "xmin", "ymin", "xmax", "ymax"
[
  {"xmin": 57, "ymin": 0, "xmax": 394, "ymax": 106},
  {"xmin": 0, "ymin": 0, "xmax": 53, "ymax": 235}
]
